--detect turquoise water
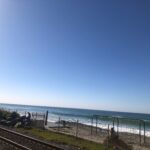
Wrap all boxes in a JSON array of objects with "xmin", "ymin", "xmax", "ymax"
[{"xmin": 0, "ymin": 103, "xmax": 150, "ymax": 120}]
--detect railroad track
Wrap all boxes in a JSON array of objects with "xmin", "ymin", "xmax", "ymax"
[
  {"xmin": 0, "ymin": 126, "xmax": 66, "ymax": 150},
  {"xmin": 0, "ymin": 135, "xmax": 31, "ymax": 150}
]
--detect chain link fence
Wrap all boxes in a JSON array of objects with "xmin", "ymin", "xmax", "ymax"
[
  {"xmin": 1, "ymin": 107, "xmax": 150, "ymax": 148},
  {"xmin": 47, "ymin": 113, "xmax": 150, "ymax": 148}
]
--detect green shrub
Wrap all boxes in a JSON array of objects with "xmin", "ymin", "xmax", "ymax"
[{"xmin": 0, "ymin": 109, "xmax": 19, "ymax": 120}]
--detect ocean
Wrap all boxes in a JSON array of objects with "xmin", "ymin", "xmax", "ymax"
[{"xmin": 0, "ymin": 103, "xmax": 150, "ymax": 136}]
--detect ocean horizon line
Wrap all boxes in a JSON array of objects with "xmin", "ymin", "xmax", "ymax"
[{"xmin": 0, "ymin": 102, "xmax": 150, "ymax": 116}]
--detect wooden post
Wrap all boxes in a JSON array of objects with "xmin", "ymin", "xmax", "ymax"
[
  {"xmin": 91, "ymin": 117, "xmax": 93, "ymax": 136},
  {"xmin": 117, "ymin": 118, "xmax": 119, "ymax": 137},
  {"xmin": 76, "ymin": 120, "xmax": 79, "ymax": 138},
  {"xmin": 45, "ymin": 111, "xmax": 48, "ymax": 126},
  {"xmin": 96, "ymin": 116, "xmax": 98, "ymax": 134},
  {"xmin": 108, "ymin": 124, "xmax": 110, "ymax": 139},
  {"xmin": 139, "ymin": 120, "xmax": 141, "ymax": 146},
  {"xmin": 107, "ymin": 124, "xmax": 110, "ymax": 148},
  {"xmin": 58, "ymin": 117, "xmax": 61, "ymax": 131},
  {"xmin": 143, "ymin": 121, "xmax": 146, "ymax": 144},
  {"xmin": 113, "ymin": 117, "xmax": 115, "ymax": 128}
]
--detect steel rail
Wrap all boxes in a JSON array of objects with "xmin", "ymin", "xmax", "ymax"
[{"xmin": 0, "ymin": 135, "xmax": 31, "ymax": 150}]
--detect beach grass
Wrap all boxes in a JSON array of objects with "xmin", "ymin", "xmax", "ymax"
[{"xmin": 17, "ymin": 128, "xmax": 112, "ymax": 150}]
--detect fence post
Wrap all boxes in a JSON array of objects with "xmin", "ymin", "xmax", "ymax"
[
  {"xmin": 113, "ymin": 117, "xmax": 115, "ymax": 128},
  {"xmin": 76, "ymin": 120, "xmax": 79, "ymax": 138},
  {"xmin": 96, "ymin": 116, "xmax": 98, "ymax": 134},
  {"xmin": 108, "ymin": 124, "xmax": 110, "ymax": 138},
  {"xmin": 143, "ymin": 121, "xmax": 146, "ymax": 144},
  {"xmin": 139, "ymin": 120, "xmax": 141, "ymax": 146},
  {"xmin": 45, "ymin": 110, "xmax": 48, "ymax": 126},
  {"xmin": 58, "ymin": 117, "xmax": 61, "ymax": 132},
  {"xmin": 107, "ymin": 124, "xmax": 110, "ymax": 149},
  {"xmin": 91, "ymin": 117, "xmax": 93, "ymax": 136},
  {"xmin": 117, "ymin": 118, "xmax": 119, "ymax": 137}
]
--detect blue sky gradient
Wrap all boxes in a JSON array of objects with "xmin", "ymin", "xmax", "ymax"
[{"xmin": 0, "ymin": 0, "xmax": 150, "ymax": 113}]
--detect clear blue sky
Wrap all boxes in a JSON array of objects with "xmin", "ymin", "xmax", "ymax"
[{"xmin": 0, "ymin": 0, "xmax": 150, "ymax": 113}]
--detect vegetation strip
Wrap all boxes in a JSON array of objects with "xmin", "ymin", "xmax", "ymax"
[{"xmin": 18, "ymin": 128, "xmax": 106, "ymax": 150}]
